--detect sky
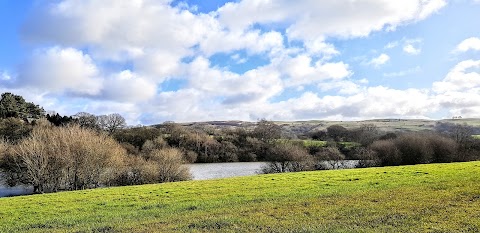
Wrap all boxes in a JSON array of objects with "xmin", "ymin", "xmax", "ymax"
[{"xmin": 0, "ymin": 0, "xmax": 480, "ymax": 125}]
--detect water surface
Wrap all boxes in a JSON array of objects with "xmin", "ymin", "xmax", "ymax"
[{"xmin": 186, "ymin": 162, "xmax": 267, "ymax": 180}]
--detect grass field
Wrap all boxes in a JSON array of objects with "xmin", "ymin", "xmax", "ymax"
[
  {"xmin": 1, "ymin": 162, "xmax": 479, "ymax": 232},
  {"xmin": 276, "ymin": 118, "xmax": 480, "ymax": 133}
]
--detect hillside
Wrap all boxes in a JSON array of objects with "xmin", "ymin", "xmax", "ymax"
[
  {"xmin": 0, "ymin": 162, "xmax": 479, "ymax": 232},
  {"xmin": 171, "ymin": 118, "xmax": 480, "ymax": 136}
]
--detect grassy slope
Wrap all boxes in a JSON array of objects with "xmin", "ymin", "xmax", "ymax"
[
  {"xmin": 1, "ymin": 162, "xmax": 479, "ymax": 233},
  {"xmin": 278, "ymin": 118, "xmax": 480, "ymax": 133},
  {"xmin": 181, "ymin": 118, "xmax": 480, "ymax": 134}
]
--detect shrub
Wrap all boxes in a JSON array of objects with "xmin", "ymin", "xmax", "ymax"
[
  {"xmin": 428, "ymin": 133, "xmax": 458, "ymax": 163},
  {"xmin": 110, "ymin": 156, "xmax": 157, "ymax": 186},
  {"xmin": 369, "ymin": 132, "xmax": 461, "ymax": 166},
  {"xmin": 353, "ymin": 147, "xmax": 380, "ymax": 168},
  {"xmin": 142, "ymin": 136, "xmax": 168, "ymax": 154},
  {"xmin": 394, "ymin": 133, "xmax": 433, "ymax": 165},
  {"xmin": 147, "ymin": 148, "xmax": 191, "ymax": 182},
  {"xmin": 262, "ymin": 143, "xmax": 314, "ymax": 173},
  {"xmin": 0, "ymin": 124, "xmax": 127, "ymax": 193},
  {"xmin": 313, "ymin": 146, "xmax": 346, "ymax": 170},
  {"xmin": 370, "ymin": 140, "xmax": 402, "ymax": 166},
  {"xmin": 183, "ymin": 150, "xmax": 198, "ymax": 163}
]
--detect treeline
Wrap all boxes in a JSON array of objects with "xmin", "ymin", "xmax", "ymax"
[{"xmin": 113, "ymin": 120, "xmax": 283, "ymax": 163}]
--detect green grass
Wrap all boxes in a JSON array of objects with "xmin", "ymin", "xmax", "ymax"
[{"xmin": 1, "ymin": 162, "xmax": 480, "ymax": 232}]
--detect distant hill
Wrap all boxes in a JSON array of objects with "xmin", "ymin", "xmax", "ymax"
[{"xmin": 156, "ymin": 118, "xmax": 480, "ymax": 136}]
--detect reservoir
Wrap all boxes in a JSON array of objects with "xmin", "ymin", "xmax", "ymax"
[{"xmin": 185, "ymin": 162, "xmax": 268, "ymax": 180}]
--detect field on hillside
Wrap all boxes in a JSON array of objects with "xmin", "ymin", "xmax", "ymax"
[
  {"xmin": 183, "ymin": 118, "xmax": 480, "ymax": 135},
  {"xmin": 1, "ymin": 162, "xmax": 479, "ymax": 232},
  {"xmin": 278, "ymin": 118, "xmax": 480, "ymax": 133}
]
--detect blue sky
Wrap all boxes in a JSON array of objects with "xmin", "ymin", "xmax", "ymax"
[{"xmin": 1, "ymin": 0, "xmax": 480, "ymax": 124}]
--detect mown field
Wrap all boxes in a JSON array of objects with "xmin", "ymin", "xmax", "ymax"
[{"xmin": 1, "ymin": 162, "xmax": 479, "ymax": 232}]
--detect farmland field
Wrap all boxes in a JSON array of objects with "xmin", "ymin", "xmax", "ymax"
[{"xmin": 0, "ymin": 162, "xmax": 479, "ymax": 232}]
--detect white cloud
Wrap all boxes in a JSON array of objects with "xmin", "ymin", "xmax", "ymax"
[
  {"xmin": 417, "ymin": 0, "xmax": 447, "ymax": 20},
  {"xmin": 23, "ymin": 0, "xmax": 212, "ymax": 60},
  {"xmin": 218, "ymin": 0, "xmax": 446, "ymax": 40},
  {"xmin": 135, "ymin": 51, "xmax": 184, "ymax": 81},
  {"xmin": 303, "ymin": 39, "xmax": 339, "ymax": 57},
  {"xmin": 18, "ymin": 47, "xmax": 102, "ymax": 95},
  {"xmin": 402, "ymin": 38, "xmax": 423, "ymax": 55},
  {"xmin": 102, "ymin": 70, "xmax": 157, "ymax": 102},
  {"xmin": 454, "ymin": 37, "xmax": 480, "ymax": 53},
  {"xmin": 259, "ymin": 86, "xmax": 435, "ymax": 121},
  {"xmin": 369, "ymin": 53, "xmax": 390, "ymax": 67},
  {"xmin": 384, "ymin": 41, "xmax": 399, "ymax": 49},
  {"xmin": 433, "ymin": 60, "xmax": 480, "ymax": 93},
  {"xmin": 403, "ymin": 44, "xmax": 421, "ymax": 55},
  {"xmin": 231, "ymin": 54, "xmax": 247, "ymax": 64},
  {"xmin": 200, "ymin": 30, "xmax": 285, "ymax": 56},
  {"xmin": 280, "ymin": 55, "xmax": 352, "ymax": 87},
  {"xmin": 432, "ymin": 59, "xmax": 480, "ymax": 117},
  {"xmin": 186, "ymin": 57, "xmax": 283, "ymax": 105}
]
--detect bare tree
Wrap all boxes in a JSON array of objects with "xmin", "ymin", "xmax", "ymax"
[
  {"xmin": 73, "ymin": 112, "xmax": 98, "ymax": 130},
  {"xmin": 262, "ymin": 143, "xmax": 314, "ymax": 173},
  {"xmin": 353, "ymin": 147, "xmax": 379, "ymax": 168},
  {"xmin": 369, "ymin": 140, "xmax": 402, "ymax": 166},
  {"xmin": 1, "ymin": 124, "xmax": 127, "ymax": 193},
  {"xmin": 147, "ymin": 148, "xmax": 191, "ymax": 183},
  {"xmin": 252, "ymin": 119, "xmax": 282, "ymax": 143},
  {"xmin": 97, "ymin": 113, "xmax": 126, "ymax": 134},
  {"xmin": 354, "ymin": 124, "xmax": 380, "ymax": 146},
  {"xmin": 435, "ymin": 122, "xmax": 474, "ymax": 144}
]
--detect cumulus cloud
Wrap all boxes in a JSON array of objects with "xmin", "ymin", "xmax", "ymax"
[
  {"xmin": 200, "ymin": 30, "xmax": 285, "ymax": 56},
  {"xmin": 11, "ymin": 0, "xmax": 480, "ymax": 124},
  {"xmin": 259, "ymin": 86, "xmax": 436, "ymax": 121},
  {"xmin": 22, "ymin": 0, "xmax": 211, "ymax": 60},
  {"xmin": 17, "ymin": 47, "xmax": 102, "ymax": 95},
  {"xmin": 432, "ymin": 59, "xmax": 480, "ymax": 117},
  {"xmin": 218, "ymin": 0, "xmax": 446, "ymax": 40},
  {"xmin": 433, "ymin": 60, "xmax": 480, "ymax": 93},
  {"xmin": 454, "ymin": 37, "xmax": 480, "ymax": 53},
  {"xmin": 101, "ymin": 70, "xmax": 157, "ymax": 102},
  {"xmin": 186, "ymin": 56, "xmax": 283, "ymax": 104},
  {"xmin": 6, "ymin": 47, "xmax": 157, "ymax": 104},
  {"xmin": 369, "ymin": 53, "xmax": 390, "ymax": 67},
  {"xmin": 280, "ymin": 55, "xmax": 352, "ymax": 87}
]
